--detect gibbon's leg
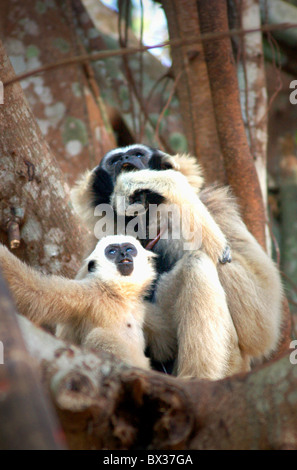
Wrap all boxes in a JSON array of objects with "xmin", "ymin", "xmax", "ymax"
[
  {"xmin": 84, "ymin": 327, "xmax": 151, "ymax": 370},
  {"xmin": 154, "ymin": 251, "xmax": 248, "ymax": 380},
  {"xmin": 218, "ymin": 246, "xmax": 283, "ymax": 359}
]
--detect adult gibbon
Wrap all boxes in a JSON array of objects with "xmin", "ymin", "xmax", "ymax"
[
  {"xmin": 71, "ymin": 145, "xmax": 283, "ymax": 380},
  {"xmin": 0, "ymin": 235, "xmax": 156, "ymax": 370}
]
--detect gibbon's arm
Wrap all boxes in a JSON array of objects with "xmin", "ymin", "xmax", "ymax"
[
  {"xmin": 114, "ymin": 169, "xmax": 228, "ymax": 263},
  {"xmin": 0, "ymin": 245, "xmax": 94, "ymax": 326}
]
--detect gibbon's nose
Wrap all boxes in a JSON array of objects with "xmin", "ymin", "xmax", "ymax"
[
  {"xmin": 115, "ymin": 153, "xmax": 146, "ymax": 177},
  {"xmin": 121, "ymin": 154, "xmax": 138, "ymax": 171}
]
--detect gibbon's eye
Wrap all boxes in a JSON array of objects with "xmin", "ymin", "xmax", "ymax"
[
  {"xmin": 105, "ymin": 245, "xmax": 119, "ymax": 259},
  {"xmin": 88, "ymin": 260, "xmax": 96, "ymax": 272},
  {"xmin": 108, "ymin": 154, "xmax": 122, "ymax": 166},
  {"xmin": 136, "ymin": 152, "xmax": 144, "ymax": 158},
  {"xmin": 124, "ymin": 244, "xmax": 138, "ymax": 257}
]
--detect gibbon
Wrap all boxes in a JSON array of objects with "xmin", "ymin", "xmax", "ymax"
[
  {"xmin": 0, "ymin": 235, "xmax": 156, "ymax": 370},
  {"xmin": 71, "ymin": 145, "xmax": 283, "ymax": 380}
]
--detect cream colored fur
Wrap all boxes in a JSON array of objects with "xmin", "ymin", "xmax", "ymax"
[
  {"xmin": 111, "ymin": 168, "xmax": 227, "ymax": 264},
  {"xmin": 70, "ymin": 153, "xmax": 283, "ymax": 380},
  {"xmin": 0, "ymin": 236, "xmax": 156, "ymax": 370}
]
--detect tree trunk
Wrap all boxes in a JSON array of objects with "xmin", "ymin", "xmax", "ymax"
[
  {"xmin": 16, "ymin": 313, "xmax": 297, "ymax": 450},
  {"xmin": 260, "ymin": 0, "xmax": 297, "ymax": 48},
  {"xmin": 0, "ymin": 273, "xmax": 65, "ymax": 450},
  {"xmin": 161, "ymin": 0, "xmax": 226, "ymax": 184},
  {"xmin": 0, "ymin": 39, "xmax": 87, "ymax": 276},
  {"xmin": 280, "ymin": 135, "xmax": 297, "ymax": 314},
  {"xmin": 238, "ymin": 0, "xmax": 268, "ymax": 207},
  {"xmin": 0, "ymin": 0, "xmax": 116, "ymax": 186},
  {"xmin": 197, "ymin": 0, "xmax": 267, "ymax": 250}
]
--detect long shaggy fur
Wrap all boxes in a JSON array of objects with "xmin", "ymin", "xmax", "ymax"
[
  {"xmin": 70, "ymin": 149, "xmax": 283, "ymax": 380},
  {"xmin": 0, "ymin": 236, "xmax": 156, "ymax": 370}
]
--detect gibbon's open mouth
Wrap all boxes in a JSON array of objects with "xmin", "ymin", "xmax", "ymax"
[
  {"xmin": 117, "ymin": 259, "xmax": 134, "ymax": 276},
  {"xmin": 121, "ymin": 163, "xmax": 137, "ymax": 172},
  {"xmin": 146, "ymin": 231, "xmax": 161, "ymax": 251},
  {"xmin": 145, "ymin": 226, "xmax": 167, "ymax": 251}
]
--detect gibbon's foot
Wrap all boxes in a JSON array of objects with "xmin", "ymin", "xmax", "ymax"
[{"xmin": 219, "ymin": 245, "xmax": 232, "ymax": 264}]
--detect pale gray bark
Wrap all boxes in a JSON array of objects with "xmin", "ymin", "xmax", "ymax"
[
  {"xmin": 238, "ymin": 0, "xmax": 271, "ymax": 251},
  {"xmin": 260, "ymin": 0, "xmax": 297, "ymax": 47},
  {"xmin": 239, "ymin": 0, "xmax": 268, "ymax": 206},
  {"xmin": 0, "ymin": 39, "xmax": 87, "ymax": 277}
]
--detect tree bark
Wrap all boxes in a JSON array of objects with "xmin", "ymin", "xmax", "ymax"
[
  {"xmin": 0, "ymin": 0, "xmax": 116, "ymax": 185},
  {"xmin": 197, "ymin": 0, "xmax": 267, "ymax": 250},
  {"xmin": 161, "ymin": 0, "xmax": 226, "ymax": 184},
  {"xmin": 17, "ymin": 313, "xmax": 297, "ymax": 450},
  {"xmin": 238, "ymin": 0, "xmax": 268, "ymax": 207},
  {"xmin": 280, "ymin": 135, "xmax": 297, "ymax": 314},
  {"xmin": 260, "ymin": 0, "xmax": 297, "ymax": 48},
  {"xmin": 0, "ymin": 272, "xmax": 65, "ymax": 450},
  {"xmin": 0, "ymin": 39, "xmax": 87, "ymax": 277}
]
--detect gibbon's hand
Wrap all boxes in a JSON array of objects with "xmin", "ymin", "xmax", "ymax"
[{"xmin": 219, "ymin": 245, "xmax": 232, "ymax": 264}]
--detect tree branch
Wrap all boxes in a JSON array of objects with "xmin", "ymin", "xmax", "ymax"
[
  {"xmin": 15, "ymin": 312, "xmax": 297, "ymax": 450},
  {"xmin": 162, "ymin": 0, "xmax": 226, "ymax": 184},
  {"xmin": 197, "ymin": 0, "xmax": 267, "ymax": 250},
  {"xmin": 4, "ymin": 23, "xmax": 297, "ymax": 88},
  {"xmin": 0, "ymin": 272, "xmax": 65, "ymax": 450}
]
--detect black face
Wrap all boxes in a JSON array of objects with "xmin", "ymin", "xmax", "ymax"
[
  {"xmin": 100, "ymin": 145, "xmax": 154, "ymax": 183},
  {"xmin": 91, "ymin": 145, "xmax": 173, "ymax": 208},
  {"xmin": 105, "ymin": 242, "xmax": 138, "ymax": 276},
  {"xmin": 100, "ymin": 145, "xmax": 174, "ymax": 183}
]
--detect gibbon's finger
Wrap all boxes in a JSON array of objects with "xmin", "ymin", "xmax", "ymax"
[{"xmin": 219, "ymin": 245, "xmax": 232, "ymax": 264}]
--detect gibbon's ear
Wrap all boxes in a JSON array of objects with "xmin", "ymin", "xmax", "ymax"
[
  {"xmin": 88, "ymin": 260, "xmax": 97, "ymax": 272},
  {"xmin": 91, "ymin": 166, "xmax": 114, "ymax": 207}
]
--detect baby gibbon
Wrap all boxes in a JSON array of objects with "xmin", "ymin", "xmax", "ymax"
[{"xmin": 0, "ymin": 235, "xmax": 156, "ymax": 370}]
